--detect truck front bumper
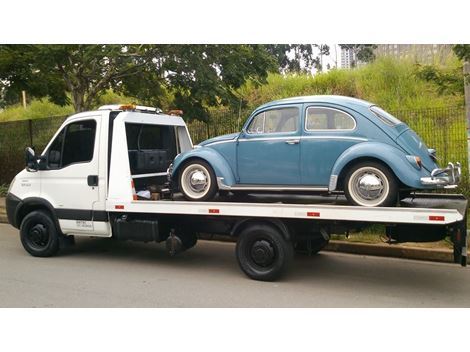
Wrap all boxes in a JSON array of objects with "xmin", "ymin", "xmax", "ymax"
[
  {"xmin": 5, "ymin": 193, "xmax": 22, "ymax": 228},
  {"xmin": 420, "ymin": 162, "xmax": 461, "ymax": 189}
]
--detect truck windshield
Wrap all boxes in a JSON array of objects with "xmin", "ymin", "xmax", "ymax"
[{"xmin": 370, "ymin": 106, "xmax": 403, "ymax": 126}]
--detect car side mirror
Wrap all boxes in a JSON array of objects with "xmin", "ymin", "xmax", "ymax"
[{"xmin": 25, "ymin": 147, "xmax": 38, "ymax": 172}]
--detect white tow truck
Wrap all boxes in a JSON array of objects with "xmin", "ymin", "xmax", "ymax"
[{"xmin": 5, "ymin": 104, "xmax": 468, "ymax": 281}]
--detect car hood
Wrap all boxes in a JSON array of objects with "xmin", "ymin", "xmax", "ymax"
[
  {"xmin": 197, "ymin": 132, "xmax": 240, "ymax": 147},
  {"xmin": 395, "ymin": 127, "xmax": 436, "ymax": 171}
]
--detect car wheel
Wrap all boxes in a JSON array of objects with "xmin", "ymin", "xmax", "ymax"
[
  {"xmin": 344, "ymin": 161, "xmax": 398, "ymax": 207},
  {"xmin": 179, "ymin": 160, "xmax": 218, "ymax": 201},
  {"xmin": 236, "ymin": 223, "xmax": 294, "ymax": 281},
  {"xmin": 20, "ymin": 210, "xmax": 60, "ymax": 257}
]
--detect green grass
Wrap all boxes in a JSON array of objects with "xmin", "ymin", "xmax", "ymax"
[
  {"xmin": 237, "ymin": 57, "xmax": 464, "ymax": 111},
  {"xmin": 0, "ymin": 184, "xmax": 9, "ymax": 197},
  {"xmin": 0, "ymin": 90, "xmax": 139, "ymax": 122},
  {"xmin": 0, "ymin": 99, "xmax": 74, "ymax": 122}
]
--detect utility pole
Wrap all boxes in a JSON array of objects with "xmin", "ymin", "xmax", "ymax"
[
  {"xmin": 464, "ymin": 61, "xmax": 470, "ymax": 170},
  {"xmin": 21, "ymin": 90, "xmax": 27, "ymax": 109}
]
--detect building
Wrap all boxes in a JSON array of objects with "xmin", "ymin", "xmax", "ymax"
[
  {"xmin": 340, "ymin": 47, "xmax": 366, "ymax": 69},
  {"xmin": 374, "ymin": 44, "xmax": 454, "ymax": 64}
]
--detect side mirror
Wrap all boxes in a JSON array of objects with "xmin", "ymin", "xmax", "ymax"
[{"xmin": 25, "ymin": 147, "xmax": 38, "ymax": 172}]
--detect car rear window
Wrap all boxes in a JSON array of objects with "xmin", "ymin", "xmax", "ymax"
[{"xmin": 370, "ymin": 106, "xmax": 402, "ymax": 126}]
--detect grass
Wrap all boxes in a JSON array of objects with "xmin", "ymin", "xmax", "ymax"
[
  {"xmin": 237, "ymin": 57, "xmax": 464, "ymax": 112},
  {"xmin": 0, "ymin": 90, "xmax": 139, "ymax": 122},
  {"xmin": 0, "ymin": 184, "xmax": 9, "ymax": 197},
  {"xmin": 0, "ymin": 99, "xmax": 74, "ymax": 122}
]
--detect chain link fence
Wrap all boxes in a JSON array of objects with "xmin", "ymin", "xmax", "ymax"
[{"xmin": 1, "ymin": 106, "xmax": 468, "ymax": 195}]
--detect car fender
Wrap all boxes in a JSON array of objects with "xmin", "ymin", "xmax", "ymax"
[
  {"xmin": 330, "ymin": 142, "xmax": 428, "ymax": 190},
  {"xmin": 172, "ymin": 147, "xmax": 237, "ymax": 186}
]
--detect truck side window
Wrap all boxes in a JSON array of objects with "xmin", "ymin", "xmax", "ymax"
[
  {"xmin": 46, "ymin": 120, "xmax": 96, "ymax": 169},
  {"xmin": 47, "ymin": 129, "xmax": 65, "ymax": 169}
]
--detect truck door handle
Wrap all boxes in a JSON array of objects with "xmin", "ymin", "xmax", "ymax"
[
  {"xmin": 87, "ymin": 175, "xmax": 99, "ymax": 187},
  {"xmin": 285, "ymin": 139, "xmax": 300, "ymax": 145}
]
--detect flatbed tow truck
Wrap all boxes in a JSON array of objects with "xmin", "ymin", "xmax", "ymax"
[{"xmin": 5, "ymin": 105, "xmax": 468, "ymax": 281}]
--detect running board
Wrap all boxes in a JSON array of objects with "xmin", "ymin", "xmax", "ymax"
[{"xmin": 217, "ymin": 177, "xmax": 328, "ymax": 192}]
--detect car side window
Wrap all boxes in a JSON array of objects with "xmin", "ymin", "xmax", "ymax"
[
  {"xmin": 247, "ymin": 107, "xmax": 299, "ymax": 134},
  {"xmin": 306, "ymin": 107, "xmax": 355, "ymax": 131},
  {"xmin": 46, "ymin": 120, "xmax": 96, "ymax": 169}
]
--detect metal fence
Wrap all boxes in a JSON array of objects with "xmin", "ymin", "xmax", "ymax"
[{"xmin": 1, "ymin": 106, "xmax": 468, "ymax": 194}]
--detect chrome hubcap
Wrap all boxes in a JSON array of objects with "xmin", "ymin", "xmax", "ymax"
[
  {"xmin": 189, "ymin": 170, "xmax": 208, "ymax": 192},
  {"xmin": 356, "ymin": 173, "xmax": 384, "ymax": 200}
]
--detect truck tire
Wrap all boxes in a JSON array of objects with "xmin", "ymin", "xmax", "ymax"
[
  {"xmin": 20, "ymin": 210, "xmax": 60, "ymax": 257},
  {"xmin": 179, "ymin": 160, "xmax": 218, "ymax": 201},
  {"xmin": 236, "ymin": 223, "xmax": 294, "ymax": 281}
]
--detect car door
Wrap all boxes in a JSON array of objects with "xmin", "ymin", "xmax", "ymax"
[
  {"xmin": 300, "ymin": 104, "xmax": 363, "ymax": 186},
  {"xmin": 237, "ymin": 105, "xmax": 301, "ymax": 185},
  {"xmin": 40, "ymin": 117, "xmax": 101, "ymax": 234}
]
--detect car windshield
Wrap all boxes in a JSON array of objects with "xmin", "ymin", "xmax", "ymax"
[{"xmin": 370, "ymin": 106, "xmax": 403, "ymax": 126}]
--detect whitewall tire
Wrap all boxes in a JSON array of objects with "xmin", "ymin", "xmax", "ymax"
[
  {"xmin": 344, "ymin": 162, "xmax": 398, "ymax": 207},
  {"xmin": 179, "ymin": 160, "xmax": 218, "ymax": 201}
]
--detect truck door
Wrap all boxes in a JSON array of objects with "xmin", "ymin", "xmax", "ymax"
[{"xmin": 40, "ymin": 116, "xmax": 102, "ymax": 234}]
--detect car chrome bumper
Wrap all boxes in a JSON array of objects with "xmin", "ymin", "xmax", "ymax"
[
  {"xmin": 420, "ymin": 162, "xmax": 461, "ymax": 188},
  {"xmin": 166, "ymin": 163, "xmax": 174, "ymax": 182}
]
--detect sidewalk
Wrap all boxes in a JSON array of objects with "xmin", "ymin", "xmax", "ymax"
[{"xmin": 0, "ymin": 197, "xmax": 465, "ymax": 264}]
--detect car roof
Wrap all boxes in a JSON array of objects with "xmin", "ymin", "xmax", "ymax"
[{"xmin": 254, "ymin": 95, "xmax": 374, "ymax": 112}]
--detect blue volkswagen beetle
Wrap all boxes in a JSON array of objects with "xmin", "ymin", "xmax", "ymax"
[{"xmin": 169, "ymin": 95, "xmax": 461, "ymax": 206}]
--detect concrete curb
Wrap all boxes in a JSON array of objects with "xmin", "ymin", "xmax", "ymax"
[
  {"xmin": 324, "ymin": 241, "xmax": 455, "ymax": 263},
  {"xmin": 199, "ymin": 234, "xmax": 458, "ymax": 264}
]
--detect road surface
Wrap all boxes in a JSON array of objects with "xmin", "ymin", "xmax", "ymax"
[{"xmin": 1, "ymin": 224, "xmax": 469, "ymax": 307}]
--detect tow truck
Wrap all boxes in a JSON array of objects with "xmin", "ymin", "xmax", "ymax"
[{"xmin": 5, "ymin": 104, "xmax": 468, "ymax": 281}]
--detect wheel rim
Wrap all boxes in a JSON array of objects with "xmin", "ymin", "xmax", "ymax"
[
  {"xmin": 348, "ymin": 166, "xmax": 389, "ymax": 206},
  {"xmin": 181, "ymin": 163, "xmax": 211, "ymax": 199},
  {"xmin": 26, "ymin": 223, "xmax": 50, "ymax": 249},
  {"xmin": 247, "ymin": 238, "xmax": 276, "ymax": 268}
]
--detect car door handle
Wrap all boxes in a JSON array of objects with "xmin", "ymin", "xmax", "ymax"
[
  {"xmin": 285, "ymin": 139, "xmax": 300, "ymax": 145},
  {"xmin": 87, "ymin": 175, "xmax": 98, "ymax": 187}
]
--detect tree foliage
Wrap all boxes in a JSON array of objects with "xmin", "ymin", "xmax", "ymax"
[
  {"xmin": 453, "ymin": 44, "xmax": 470, "ymax": 62},
  {"xmin": 0, "ymin": 44, "xmax": 276, "ymax": 120},
  {"xmin": 265, "ymin": 44, "xmax": 330, "ymax": 73}
]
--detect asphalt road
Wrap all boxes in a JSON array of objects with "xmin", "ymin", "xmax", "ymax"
[{"xmin": 1, "ymin": 223, "xmax": 470, "ymax": 307}]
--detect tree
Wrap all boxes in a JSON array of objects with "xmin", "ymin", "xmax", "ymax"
[
  {"xmin": 265, "ymin": 44, "xmax": 329, "ymax": 73},
  {"xmin": 453, "ymin": 44, "xmax": 470, "ymax": 62},
  {"xmin": 339, "ymin": 44, "xmax": 377, "ymax": 67},
  {"xmin": 0, "ymin": 45, "xmax": 276, "ymax": 120}
]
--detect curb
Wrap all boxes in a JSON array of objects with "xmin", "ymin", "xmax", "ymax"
[
  {"xmin": 324, "ymin": 241, "xmax": 455, "ymax": 263},
  {"xmin": 198, "ymin": 234, "xmax": 458, "ymax": 264}
]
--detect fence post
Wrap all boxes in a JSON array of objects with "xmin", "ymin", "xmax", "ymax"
[
  {"xmin": 28, "ymin": 119, "xmax": 33, "ymax": 147},
  {"xmin": 464, "ymin": 61, "xmax": 470, "ymax": 172}
]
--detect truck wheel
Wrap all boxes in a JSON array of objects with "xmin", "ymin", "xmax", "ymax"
[
  {"xmin": 294, "ymin": 237, "xmax": 329, "ymax": 255},
  {"xmin": 236, "ymin": 224, "xmax": 294, "ymax": 281},
  {"xmin": 20, "ymin": 210, "xmax": 60, "ymax": 257},
  {"xmin": 344, "ymin": 161, "xmax": 398, "ymax": 207},
  {"xmin": 179, "ymin": 160, "xmax": 218, "ymax": 201}
]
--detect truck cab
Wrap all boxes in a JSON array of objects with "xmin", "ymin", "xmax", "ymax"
[{"xmin": 7, "ymin": 105, "xmax": 193, "ymax": 237}]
